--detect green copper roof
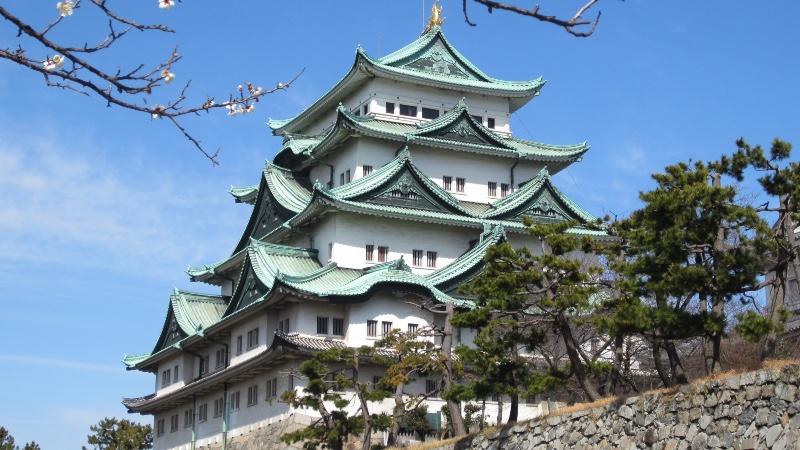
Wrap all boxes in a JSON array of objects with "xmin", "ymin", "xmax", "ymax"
[
  {"xmin": 269, "ymin": 26, "xmax": 543, "ymax": 135},
  {"xmin": 122, "ymin": 353, "xmax": 151, "ymax": 368},
  {"xmin": 229, "ymin": 184, "xmax": 259, "ymax": 205},
  {"xmin": 274, "ymin": 102, "xmax": 588, "ymax": 172},
  {"xmin": 424, "ymin": 225, "xmax": 505, "ymax": 289}
]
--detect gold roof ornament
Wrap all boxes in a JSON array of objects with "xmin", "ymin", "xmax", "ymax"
[{"xmin": 424, "ymin": 0, "xmax": 445, "ymax": 33}]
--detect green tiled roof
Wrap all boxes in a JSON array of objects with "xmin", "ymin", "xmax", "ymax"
[
  {"xmin": 269, "ymin": 26, "xmax": 543, "ymax": 135},
  {"xmin": 424, "ymin": 225, "xmax": 505, "ymax": 288},
  {"xmin": 122, "ymin": 353, "xmax": 151, "ymax": 368},
  {"xmin": 229, "ymin": 184, "xmax": 259, "ymax": 205}
]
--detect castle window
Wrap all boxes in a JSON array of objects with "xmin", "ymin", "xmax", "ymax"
[
  {"xmin": 215, "ymin": 349, "xmax": 226, "ymax": 368},
  {"xmin": 471, "ymin": 115, "xmax": 483, "ymax": 123},
  {"xmin": 367, "ymin": 320, "xmax": 378, "ymax": 337},
  {"xmin": 365, "ymin": 244, "xmax": 374, "ymax": 262},
  {"xmin": 236, "ymin": 335, "xmax": 243, "ymax": 355},
  {"xmin": 333, "ymin": 318, "xmax": 344, "ymax": 336},
  {"xmin": 413, "ymin": 249, "xmax": 423, "ymax": 266},
  {"xmin": 363, "ymin": 165, "xmax": 373, "ymax": 176},
  {"xmin": 156, "ymin": 419, "xmax": 165, "ymax": 436},
  {"xmin": 346, "ymin": 169, "xmax": 351, "ymax": 183},
  {"xmin": 213, "ymin": 397, "xmax": 224, "ymax": 418},
  {"xmin": 363, "ymin": 104, "xmax": 369, "ymax": 115},
  {"xmin": 266, "ymin": 377, "xmax": 278, "ymax": 399},
  {"xmin": 230, "ymin": 391, "xmax": 240, "ymax": 410},
  {"xmin": 200, "ymin": 355, "xmax": 210, "ymax": 375},
  {"xmin": 386, "ymin": 102, "xmax": 395, "ymax": 114},
  {"xmin": 162, "ymin": 368, "xmax": 171, "ymax": 387},
  {"xmin": 247, "ymin": 328, "xmax": 259, "ymax": 349},
  {"xmin": 170, "ymin": 414, "xmax": 179, "ymax": 432},
  {"xmin": 198, "ymin": 403, "xmax": 208, "ymax": 422},
  {"xmin": 442, "ymin": 176, "xmax": 452, "ymax": 191},
  {"xmin": 426, "ymin": 379, "xmax": 438, "ymax": 394},
  {"xmin": 488, "ymin": 182, "xmax": 497, "ymax": 197},
  {"xmin": 279, "ymin": 319, "xmax": 289, "ymax": 334},
  {"xmin": 317, "ymin": 316, "xmax": 329, "ymax": 335},
  {"xmin": 247, "ymin": 385, "xmax": 259, "ymax": 406},
  {"xmin": 456, "ymin": 177, "xmax": 465, "ymax": 193},
  {"xmin": 422, "ymin": 107, "xmax": 439, "ymax": 119},
  {"xmin": 408, "ymin": 323, "xmax": 418, "ymax": 333},
  {"xmin": 399, "ymin": 104, "xmax": 417, "ymax": 117},
  {"xmin": 378, "ymin": 246, "xmax": 389, "ymax": 262},
  {"xmin": 340, "ymin": 172, "xmax": 345, "ymax": 186},
  {"xmin": 382, "ymin": 321, "xmax": 393, "ymax": 337},
  {"xmin": 184, "ymin": 408, "xmax": 193, "ymax": 427},
  {"xmin": 501, "ymin": 183, "xmax": 510, "ymax": 198},
  {"xmin": 427, "ymin": 251, "xmax": 437, "ymax": 268},
  {"xmin": 487, "ymin": 117, "xmax": 496, "ymax": 129}
]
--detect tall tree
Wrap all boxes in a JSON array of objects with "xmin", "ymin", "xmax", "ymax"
[
  {"xmin": 82, "ymin": 418, "xmax": 152, "ymax": 450},
  {"xmin": 0, "ymin": 427, "xmax": 39, "ymax": 450}
]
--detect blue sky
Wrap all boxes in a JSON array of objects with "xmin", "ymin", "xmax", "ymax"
[{"xmin": 0, "ymin": 1, "xmax": 798, "ymax": 448}]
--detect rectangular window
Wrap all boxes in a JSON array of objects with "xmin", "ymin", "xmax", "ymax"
[
  {"xmin": 266, "ymin": 377, "xmax": 278, "ymax": 399},
  {"xmin": 365, "ymin": 244, "xmax": 374, "ymax": 262},
  {"xmin": 488, "ymin": 181, "xmax": 497, "ymax": 197},
  {"xmin": 367, "ymin": 320, "xmax": 378, "ymax": 337},
  {"xmin": 317, "ymin": 316, "xmax": 329, "ymax": 335},
  {"xmin": 332, "ymin": 318, "xmax": 344, "ymax": 336},
  {"xmin": 171, "ymin": 414, "xmax": 178, "ymax": 432},
  {"xmin": 386, "ymin": 102, "xmax": 395, "ymax": 114},
  {"xmin": 162, "ymin": 369, "xmax": 171, "ymax": 387},
  {"xmin": 471, "ymin": 115, "xmax": 483, "ymax": 124},
  {"xmin": 247, "ymin": 328, "xmax": 259, "ymax": 349},
  {"xmin": 340, "ymin": 172, "xmax": 345, "ymax": 186},
  {"xmin": 215, "ymin": 349, "xmax": 225, "ymax": 368},
  {"xmin": 399, "ymin": 104, "xmax": 417, "ymax": 117},
  {"xmin": 442, "ymin": 176, "xmax": 452, "ymax": 191},
  {"xmin": 363, "ymin": 165, "xmax": 373, "ymax": 176},
  {"xmin": 289, "ymin": 375, "xmax": 294, "ymax": 390},
  {"xmin": 156, "ymin": 419, "xmax": 165, "ymax": 436},
  {"xmin": 487, "ymin": 117, "xmax": 496, "ymax": 129},
  {"xmin": 236, "ymin": 335, "xmax": 243, "ymax": 355},
  {"xmin": 378, "ymin": 246, "xmax": 389, "ymax": 263},
  {"xmin": 456, "ymin": 177, "xmax": 465, "ymax": 193},
  {"xmin": 408, "ymin": 323, "xmax": 418, "ymax": 333},
  {"xmin": 382, "ymin": 321, "xmax": 393, "ymax": 337},
  {"xmin": 198, "ymin": 403, "xmax": 208, "ymax": 422},
  {"xmin": 230, "ymin": 391, "xmax": 240, "ymax": 411},
  {"xmin": 412, "ymin": 249, "xmax": 423, "ymax": 266},
  {"xmin": 426, "ymin": 379, "xmax": 438, "ymax": 394},
  {"xmin": 247, "ymin": 385, "xmax": 259, "ymax": 406},
  {"xmin": 328, "ymin": 242, "xmax": 334, "ymax": 261},
  {"xmin": 184, "ymin": 408, "xmax": 193, "ymax": 428},
  {"xmin": 346, "ymin": 169, "xmax": 351, "ymax": 183},
  {"xmin": 363, "ymin": 104, "xmax": 369, "ymax": 115},
  {"xmin": 174, "ymin": 365, "xmax": 179, "ymax": 383},
  {"xmin": 426, "ymin": 251, "xmax": 437, "ymax": 268},
  {"xmin": 421, "ymin": 107, "xmax": 439, "ymax": 119},
  {"xmin": 491, "ymin": 393, "xmax": 500, "ymax": 402},
  {"xmin": 501, "ymin": 183, "xmax": 510, "ymax": 198},
  {"xmin": 213, "ymin": 397, "xmax": 224, "ymax": 418}
]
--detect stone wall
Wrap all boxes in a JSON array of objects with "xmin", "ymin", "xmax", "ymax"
[{"xmin": 433, "ymin": 364, "xmax": 800, "ymax": 450}]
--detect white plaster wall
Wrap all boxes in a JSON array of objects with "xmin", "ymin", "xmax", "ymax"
[
  {"xmin": 156, "ymin": 354, "xmax": 192, "ymax": 396},
  {"xmin": 228, "ymin": 313, "xmax": 269, "ymax": 366},
  {"xmin": 294, "ymin": 301, "xmax": 348, "ymax": 337},
  {"xmin": 346, "ymin": 293, "xmax": 435, "ymax": 348}
]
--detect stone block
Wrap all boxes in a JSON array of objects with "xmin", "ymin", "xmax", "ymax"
[
  {"xmin": 765, "ymin": 424, "xmax": 784, "ymax": 447},
  {"xmin": 698, "ymin": 415, "xmax": 712, "ymax": 430}
]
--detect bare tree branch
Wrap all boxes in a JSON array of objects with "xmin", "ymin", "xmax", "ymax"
[{"xmin": 464, "ymin": 0, "xmax": 602, "ymax": 37}]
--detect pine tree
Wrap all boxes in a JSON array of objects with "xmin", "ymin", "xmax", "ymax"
[{"xmin": 82, "ymin": 418, "xmax": 152, "ymax": 450}]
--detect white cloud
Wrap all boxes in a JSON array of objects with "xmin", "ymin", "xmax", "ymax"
[{"xmin": 0, "ymin": 353, "xmax": 123, "ymax": 373}]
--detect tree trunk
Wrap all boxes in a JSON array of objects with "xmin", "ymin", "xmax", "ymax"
[
  {"xmin": 508, "ymin": 344, "xmax": 519, "ymax": 423},
  {"xmin": 387, "ymin": 380, "xmax": 404, "ymax": 447},
  {"xmin": 557, "ymin": 314, "xmax": 602, "ymax": 401},
  {"xmin": 442, "ymin": 302, "xmax": 467, "ymax": 437},
  {"xmin": 665, "ymin": 340, "xmax": 689, "ymax": 384},
  {"xmin": 351, "ymin": 360, "xmax": 373, "ymax": 450},
  {"xmin": 652, "ymin": 339, "xmax": 674, "ymax": 387},
  {"xmin": 764, "ymin": 194, "xmax": 793, "ymax": 359},
  {"xmin": 608, "ymin": 333, "xmax": 625, "ymax": 395}
]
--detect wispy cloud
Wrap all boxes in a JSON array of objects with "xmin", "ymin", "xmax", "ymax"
[{"xmin": 0, "ymin": 354, "xmax": 123, "ymax": 373}]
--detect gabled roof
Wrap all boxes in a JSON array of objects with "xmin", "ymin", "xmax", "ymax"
[
  {"xmin": 268, "ymin": 26, "xmax": 544, "ymax": 136},
  {"xmin": 480, "ymin": 167, "xmax": 598, "ymax": 224},
  {"xmin": 124, "ymin": 289, "xmax": 226, "ymax": 369},
  {"xmin": 274, "ymin": 102, "xmax": 588, "ymax": 173},
  {"xmin": 424, "ymin": 225, "xmax": 506, "ymax": 293}
]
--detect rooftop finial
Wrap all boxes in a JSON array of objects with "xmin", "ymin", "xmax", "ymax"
[{"xmin": 423, "ymin": 0, "xmax": 445, "ymax": 33}]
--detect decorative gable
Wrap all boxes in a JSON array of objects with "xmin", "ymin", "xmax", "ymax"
[
  {"xmin": 400, "ymin": 38, "xmax": 476, "ymax": 79},
  {"xmin": 234, "ymin": 182, "xmax": 292, "ymax": 254}
]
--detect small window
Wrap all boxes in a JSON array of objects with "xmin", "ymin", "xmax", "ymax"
[
  {"xmin": 367, "ymin": 320, "xmax": 378, "ymax": 337},
  {"xmin": 184, "ymin": 409, "xmax": 193, "ymax": 428},
  {"xmin": 386, "ymin": 102, "xmax": 395, "ymax": 114},
  {"xmin": 236, "ymin": 335, "xmax": 243, "ymax": 355},
  {"xmin": 491, "ymin": 393, "xmax": 500, "ymax": 402},
  {"xmin": 363, "ymin": 165, "xmax": 373, "ymax": 176},
  {"xmin": 378, "ymin": 246, "xmax": 389, "ymax": 263},
  {"xmin": 317, "ymin": 316, "xmax": 329, "ymax": 335},
  {"xmin": 488, "ymin": 182, "xmax": 497, "ymax": 197},
  {"xmin": 456, "ymin": 177, "xmax": 466, "ymax": 193},
  {"xmin": 156, "ymin": 419, "xmax": 165, "ymax": 436},
  {"xmin": 422, "ymin": 107, "xmax": 439, "ymax": 119},
  {"xmin": 328, "ymin": 242, "xmax": 334, "ymax": 261},
  {"xmin": 230, "ymin": 391, "xmax": 240, "ymax": 411},
  {"xmin": 501, "ymin": 183, "xmax": 510, "ymax": 198},
  {"xmin": 487, "ymin": 117, "xmax": 495, "ymax": 129},
  {"xmin": 408, "ymin": 323, "xmax": 418, "ymax": 333},
  {"xmin": 426, "ymin": 379, "xmax": 438, "ymax": 394},
  {"xmin": 213, "ymin": 397, "xmax": 224, "ymax": 417},
  {"xmin": 427, "ymin": 251, "xmax": 437, "ymax": 268},
  {"xmin": 363, "ymin": 104, "xmax": 369, "ymax": 115},
  {"xmin": 399, "ymin": 104, "xmax": 417, "ymax": 117},
  {"xmin": 340, "ymin": 172, "xmax": 345, "ymax": 186},
  {"xmin": 162, "ymin": 369, "xmax": 171, "ymax": 387},
  {"xmin": 270, "ymin": 377, "xmax": 278, "ymax": 398},
  {"xmin": 247, "ymin": 328, "xmax": 259, "ymax": 349},
  {"xmin": 442, "ymin": 176, "xmax": 452, "ymax": 191},
  {"xmin": 365, "ymin": 244, "xmax": 374, "ymax": 262},
  {"xmin": 247, "ymin": 385, "xmax": 259, "ymax": 406},
  {"xmin": 215, "ymin": 349, "xmax": 225, "ymax": 368},
  {"xmin": 200, "ymin": 355, "xmax": 210, "ymax": 375},
  {"xmin": 346, "ymin": 169, "xmax": 351, "ymax": 183},
  {"xmin": 198, "ymin": 403, "xmax": 208, "ymax": 422},
  {"xmin": 413, "ymin": 249, "xmax": 423, "ymax": 266},
  {"xmin": 170, "ymin": 414, "xmax": 178, "ymax": 432},
  {"xmin": 382, "ymin": 321, "xmax": 393, "ymax": 337},
  {"xmin": 471, "ymin": 115, "xmax": 483, "ymax": 123},
  {"xmin": 173, "ymin": 365, "xmax": 179, "ymax": 383},
  {"xmin": 333, "ymin": 318, "xmax": 344, "ymax": 336}
]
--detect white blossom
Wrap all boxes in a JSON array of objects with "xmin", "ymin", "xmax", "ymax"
[
  {"xmin": 226, "ymin": 104, "xmax": 240, "ymax": 116},
  {"xmin": 277, "ymin": 82, "xmax": 284, "ymax": 89},
  {"xmin": 152, "ymin": 105, "xmax": 165, "ymax": 119},
  {"xmin": 56, "ymin": 1, "xmax": 75, "ymax": 17},
  {"xmin": 161, "ymin": 69, "xmax": 175, "ymax": 84},
  {"xmin": 159, "ymin": 0, "xmax": 175, "ymax": 9},
  {"xmin": 245, "ymin": 104, "xmax": 255, "ymax": 114},
  {"xmin": 43, "ymin": 55, "xmax": 64, "ymax": 70}
]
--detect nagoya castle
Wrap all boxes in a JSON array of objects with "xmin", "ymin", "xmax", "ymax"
[{"xmin": 123, "ymin": 5, "xmax": 602, "ymax": 449}]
